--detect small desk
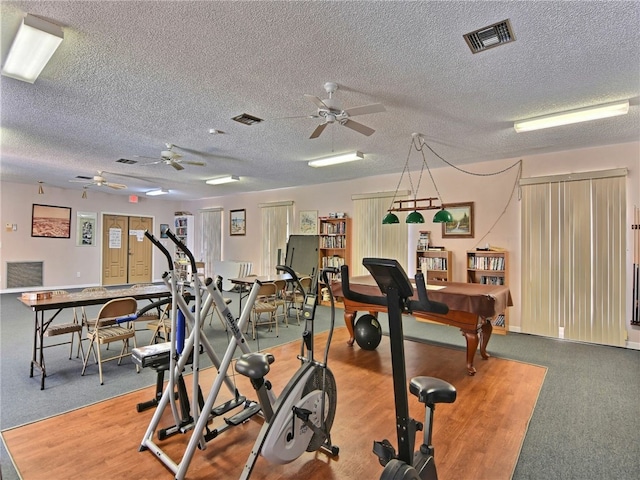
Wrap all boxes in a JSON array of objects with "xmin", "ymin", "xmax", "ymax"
[
  {"xmin": 228, "ymin": 274, "xmax": 292, "ymax": 317},
  {"xmin": 332, "ymin": 276, "xmax": 512, "ymax": 375},
  {"xmin": 19, "ymin": 285, "xmax": 171, "ymax": 389}
]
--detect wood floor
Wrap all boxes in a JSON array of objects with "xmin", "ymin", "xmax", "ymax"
[{"xmin": 2, "ymin": 327, "xmax": 546, "ymax": 479}]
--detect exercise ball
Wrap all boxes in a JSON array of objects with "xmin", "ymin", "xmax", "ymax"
[{"xmin": 354, "ymin": 314, "xmax": 382, "ymax": 350}]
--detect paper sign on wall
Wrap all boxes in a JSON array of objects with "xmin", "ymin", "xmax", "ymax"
[{"xmin": 129, "ymin": 229, "xmax": 145, "ymax": 241}]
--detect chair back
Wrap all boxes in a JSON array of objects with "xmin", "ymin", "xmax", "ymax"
[
  {"xmin": 98, "ymin": 297, "xmax": 138, "ymax": 320},
  {"xmin": 273, "ymin": 279, "xmax": 286, "ymax": 297},
  {"xmin": 257, "ymin": 282, "xmax": 277, "ymax": 299}
]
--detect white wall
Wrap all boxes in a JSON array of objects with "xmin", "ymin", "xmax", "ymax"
[
  {"xmin": 0, "ymin": 183, "xmax": 182, "ymax": 289},
  {"xmin": 2, "ymin": 142, "xmax": 638, "ymax": 346}
]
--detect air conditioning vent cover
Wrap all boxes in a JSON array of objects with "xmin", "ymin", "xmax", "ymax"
[
  {"xmin": 464, "ymin": 19, "xmax": 515, "ymax": 54},
  {"xmin": 232, "ymin": 113, "xmax": 264, "ymax": 125}
]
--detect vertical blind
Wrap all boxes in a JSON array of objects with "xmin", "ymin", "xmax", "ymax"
[
  {"xmin": 352, "ymin": 193, "xmax": 409, "ymax": 276},
  {"xmin": 260, "ymin": 202, "xmax": 293, "ymax": 275},
  {"xmin": 198, "ymin": 208, "xmax": 222, "ymax": 278},
  {"xmin": 520, "ymin": 169, "xmax": 626, "ymax": 346}
]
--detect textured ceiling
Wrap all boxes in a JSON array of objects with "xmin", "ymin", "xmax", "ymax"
[{"xmin": 1, "ymin": 1, "xmax": 638, "ymax": 201}]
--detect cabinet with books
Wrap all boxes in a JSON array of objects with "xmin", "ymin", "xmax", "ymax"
[
  {"xmin": 174, "ymin": 213, "xmax": 194, "ymax": 281},
  {"xmin": 318, "ymin": 217, "xmax": 351, "ymax": 282},
  {"xmin": 416, "ymin": 250, "xmax": 452, "ymax": 282},
  {"xmin": 466, "ymin": 250, "xmax": 509, "ymax": 334}
]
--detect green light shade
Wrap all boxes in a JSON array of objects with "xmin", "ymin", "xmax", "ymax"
[
  {"xmin": 382, "ymin": 212, "xmax": 400, "ymax": 224},
  {"xmin": 405, "ymin": 211, "xmax": 425, "ymax": 224},
  {"xmin": 433, "ymin": 208, "xmax": 453, "ymax": 223}
]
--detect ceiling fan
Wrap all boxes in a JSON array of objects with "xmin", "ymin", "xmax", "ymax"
[
  {"xmin": 139, "ymin": 144, "xmax": 206, "ymax": 171},
  {"xmin": 301, "ymin": 82, "xmax": 386, "ymax": 139},
  {"xmin": 69, "ymin": 171, "xmax": 127, "ymax": 189}
]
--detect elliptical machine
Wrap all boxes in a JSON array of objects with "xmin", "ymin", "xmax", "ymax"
[{"xmin": 340, "ymin": 258, "xmax": 457, "ymax": 480}]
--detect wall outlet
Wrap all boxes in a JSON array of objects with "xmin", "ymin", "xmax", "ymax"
[
  {"xmin": 76, "ymin": 271, "xmax": 81, "ymax": 278},
  {"xmin": 559, "ymin": 326, "xmax": 565, "ymax": 339}
]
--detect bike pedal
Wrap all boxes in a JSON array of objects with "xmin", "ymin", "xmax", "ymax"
[
  {"xmin": 224, "ymin": 402, "xmax": 261, "ymax": 426},
  {"xmin": 373, "ymin": 439, "xmax": 396, "ymax": 467},
  {"xmin": 212, "ymin": 395, "xmax": 246, "ymax": 416}
]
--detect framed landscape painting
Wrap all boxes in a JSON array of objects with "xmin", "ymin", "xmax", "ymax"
[
  {"xmin": 442, "ymin": 202, "xmax": 474, "ymax": 238},
  {"xmin": 230, "ymin": 209, "xmax": 246, "ymax": 236},
  {"xmin": 299, "ymin": 210, "xmax": 318, "ymax": 234},
  {"xmin": 31, "ymin": 204, "xmax": 71, "ymax": 239}
]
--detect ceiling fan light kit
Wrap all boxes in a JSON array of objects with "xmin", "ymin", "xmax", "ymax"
[
  {"xmin": 206, "ymin": 175, "xmax": 240, "ymax": 185},
  {"xmin": 1, "ymin": 14, "xmax": 64, "ymax": 83},
  {"xmin": 146, "ymin": 188, "xmax": 169, "ymax": 196},
  {"xmin": 514, "ymin": 100, "xmax": 630, "ymax": 132},
  {"xmin": 308, "ymin": 151, "xmax": 364, "ymax": 168}
]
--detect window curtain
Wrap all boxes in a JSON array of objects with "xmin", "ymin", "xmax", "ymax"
[
  {"xmin": 520, "ymin": 169, "xmax": 626, "ymax": 346},
  {"xmin": 260, "ymin": 201, "xmax": 293, "ymax": 275},
  {"xmin": 198, "ymin": 208, "xmax": 222, "ymax": 278},
  {"xmin": 351, "ymin": 192, "xmax": 409, "ymax": 276}
]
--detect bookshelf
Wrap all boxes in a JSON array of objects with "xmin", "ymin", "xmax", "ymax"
[
  {"xmin": 318, "ymin": 217, "xmax": 351, "ymax": 280},
  {"xmin": 416, "ymin": 250, "xmax": 452, "ymax": 282},
  {"xmin": 174, "ymin": 214, "xmax": 194, "ymax": 282},
  {"xmin": 317, "ymin": 217, "xmax": 351, "ymax": 307},
  {"xmin": 466, "ymin": 250, "xmax": 509, "ymax": 334}
]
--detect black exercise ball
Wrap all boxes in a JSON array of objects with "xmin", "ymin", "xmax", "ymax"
[{"xmin": 354, "ymin": 314, "xmax": 382, "ymax": 350}]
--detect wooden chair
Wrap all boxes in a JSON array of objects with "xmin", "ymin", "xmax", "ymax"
[
  {"xmin": 146, "ymin": 302, "xmax": 172, "ymax": 344},
  {"xmin": 76, "ymin": 286, "xmax": 109, "ymax": 357},
  {"xmin": 248, "ymin": 282, "xmax": 278, "ymax": 340},
  {"xmin": 272, "ymin": 279, "xmax": 288, "ymax": 326},
  {"xmin": 81, "ymin": 297, "xmax": 140, "ymax": 385},
  {"xmin": 43, "ymin": 290, "xmax": 84, "ymax": 359}
]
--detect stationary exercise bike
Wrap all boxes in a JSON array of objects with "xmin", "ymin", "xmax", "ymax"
[
  {"xmin": 340, "ymin": 258, "xmax": 457, "ymax": 480},
  {"xmin": 235, "ymin": 265, "xmax": 340, "ymax": 478}
]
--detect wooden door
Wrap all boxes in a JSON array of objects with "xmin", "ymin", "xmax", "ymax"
[
  {"xmin": 128, "ymin": 216, "xmax": 153, "ymax": 284},
  {"xmin": 102, "ymin": 215, "xmax": 153, "ymax": 285},
  {"xmin": 102, "ymin": 215, "xmax": 128, "ymax": 285}
]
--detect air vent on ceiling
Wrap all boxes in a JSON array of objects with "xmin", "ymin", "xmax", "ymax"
[
  {"xmin": 464, "ymin": 19, "xmax": 515, "ymax": 54},
  {"xmin": 116, "ymin": 158, "xmax": 138, "ymax": 164},
  {"xmin": 232, "ymin": 113, "xmax": 264, "ymax": 125}
]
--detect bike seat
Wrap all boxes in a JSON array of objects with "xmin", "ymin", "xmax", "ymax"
[
  {"xmin": 409, "ymin": 376, "xmax": 456, "ymax": 406},
  {"xmin": 235, "ymin": 352, "xmax": 275, "ymax": 379}
]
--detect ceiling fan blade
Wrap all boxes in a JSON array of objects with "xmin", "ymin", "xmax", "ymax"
[
  {"xmin": 106, "ymin": 182, "xmax": 127, "ymax": 190},
  {"xmin": 273, "ymin": 114, "xmax": 320, "ymax": 120},
  {"xmin": 141, "ymin": 160, "xmax": 163, "ymax": 166},
  {"xmin": 309, "ymin": 123, "xmax": 328, "ymax": 139},
  {"xmin": 183, "ymin": 161, "xmax": 206, "ymax": 167},
  {"xmin": 170, "ymin": 161, "xmax": 185, "ymax": 171},
  {"xmin": 344, "ymin": 103, "xmax": 386, "ymax": 117},
  {"xmin": 342, "ymin": 119, "xmax": 375, "ymax": 136},
  {"xmin": 304, "ymin": 94, "xmax": 330, "ymax": 110}
]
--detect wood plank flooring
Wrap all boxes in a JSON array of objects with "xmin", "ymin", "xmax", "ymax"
[{"xmin": 2, "ymin": 327, "xmax": 546, "ymax": 479}]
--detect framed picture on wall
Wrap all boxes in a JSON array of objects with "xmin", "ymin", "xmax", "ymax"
[
  {"xmin": 299, "ymin": 210, "xmax": 318, "ymax": 234},
  {"xmin": 31, "ymin": 204, "xmax": 72, "ymax": 239},
  {"xmin": 160, "ymin": 223, "xmax": 169, "ymax": 238},
  {"xmin": 442, "ymin": 202, "xmax": 474, "ymax": 238},
  {"xmin": 230, "ymin": 209, "xmax": 246, "ymax": 236},
  {"xmin": 76, "ymin": 211, "xmax": 97, "ymax": 246}
]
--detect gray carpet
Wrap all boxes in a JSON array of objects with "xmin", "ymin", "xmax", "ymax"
[{"xmin": 2, "ymin": 291, "xmax": 639, "ymax": 479}]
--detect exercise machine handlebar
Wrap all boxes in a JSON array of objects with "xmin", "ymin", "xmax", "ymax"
[
  {"xmin": 144, "ymin": 230, "xmax": 174, "ymax": 272},
  {"xmin": 165, "ymin": 229, "xmax": 197, "ymax": 282}
]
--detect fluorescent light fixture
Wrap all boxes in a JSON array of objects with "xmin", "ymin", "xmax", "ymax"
[
  {"xmin": 1, "ymin": 15, "xmax": 64, "ymax": 83},
  {"xmin": 514, "ymin": 100, "xmax": 630, "ymax": 133},
  {"xmin": 206, "ymin": 175, "xmax": 240, "ymax": 185},
  {"xmin": 308, "ymin": 151, "xmax": 364, "ymax": 168},
  {"xmin": 146, "ymin": 188, "xmax": 169, "ymax": 196}
]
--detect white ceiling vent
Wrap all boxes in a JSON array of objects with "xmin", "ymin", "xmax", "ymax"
[{"xmin": 464, "ymin": 19, "xmax": 515, "ymax": 54}]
